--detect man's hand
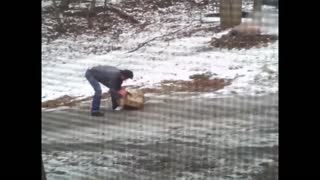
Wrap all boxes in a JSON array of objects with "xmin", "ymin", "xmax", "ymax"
[{"xmin": 118, "ymin": 89, "xmax": 128, "ymax": 97}]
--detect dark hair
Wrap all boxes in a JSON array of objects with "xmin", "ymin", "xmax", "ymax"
[{"xmin": 121, "ymin": 70, "xmax": 133, "ymax": 79}]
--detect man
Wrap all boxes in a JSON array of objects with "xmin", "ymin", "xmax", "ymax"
[{"xmin": 85, "ymin": 65, "xmax": 133, "ymax": 116}]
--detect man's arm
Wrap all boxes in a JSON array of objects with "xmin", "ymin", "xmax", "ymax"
[{"xmin": 108, "ymin": 79, "xmax": 122, "ymax": 98}]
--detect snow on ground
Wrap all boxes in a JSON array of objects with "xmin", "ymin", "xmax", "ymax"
[
  {"xmin": 42, "ymin": 0, "xmax": 52, "ymax": 8},
  {"xmin": 42, "ymin": 3, "xmax": 278, "ymax": 102}
]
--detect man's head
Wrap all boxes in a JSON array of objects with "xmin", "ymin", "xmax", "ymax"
[{"xmin": 120, "ymin": 70, "xmax": 133, "ymax": 80}]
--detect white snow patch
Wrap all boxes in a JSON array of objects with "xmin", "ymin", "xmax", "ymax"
[{"xmin": 42, "ymin": 4, "xmax": 278, "ymax": 102}]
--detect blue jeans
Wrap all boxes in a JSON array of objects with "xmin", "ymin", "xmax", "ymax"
[{"xmin": 85, "ymin": 70, "xmax": 102, "ymax": 112}]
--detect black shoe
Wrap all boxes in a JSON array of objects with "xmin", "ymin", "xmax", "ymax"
[{"xmin": 91, "ymin": 111, "xmax": 104, "ymax": 116}]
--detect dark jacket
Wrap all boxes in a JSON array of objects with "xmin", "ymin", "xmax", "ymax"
[{"xmin": 88, "ymin": 65, "xmax": 123, "ymax": 94}]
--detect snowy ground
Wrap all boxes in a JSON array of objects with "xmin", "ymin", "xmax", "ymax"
[{"xmin": 42, "ymin": 2, "xmax": 278, "ymax": 102}]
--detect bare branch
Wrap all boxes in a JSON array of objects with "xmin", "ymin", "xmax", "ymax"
[{"xmin": 127, "ymin": 29, "xmax": 183, "ymax": 53}]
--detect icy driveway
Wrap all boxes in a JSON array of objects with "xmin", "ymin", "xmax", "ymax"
[{"xmin": 42, "ymin": 93, "xmax": 278, "ymax": 180}]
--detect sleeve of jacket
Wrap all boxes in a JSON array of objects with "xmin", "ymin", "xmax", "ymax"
[{"xmin": 108, "ymin": 78, "xmax": 122, "ymax": 99}]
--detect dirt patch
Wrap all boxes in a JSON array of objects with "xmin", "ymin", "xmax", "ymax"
[
  {"xmin": 210, "ymin": 31, "xmax": 278, "ymax": 50},
  {"xmin": 121, "ymin": 0, "xmax": 174, "ymax": 10},
  {"xmin": 42, "ymin": 94, "xmax": 108, "ymax": 109},
  {"xmin": 189, "ymin": 72, "xmax": 214, "ymax": 80},
  {"xmin": 141, "ymin": 78, "xmax": 231, "ymax": 94},
  {"xmin": 42, "ymin": 95, "xmax": 79, "ymax": 108},
  {"xmin": 121, "ymin": 0, "xmax": 208, "ymax": 11},
  {"xmin": 42, "ymin": 78, "xmax": 231, "ymax": 109},
  {"xmin": 161, "ymin": 78, "xmax": 231, "ymax": 92}
]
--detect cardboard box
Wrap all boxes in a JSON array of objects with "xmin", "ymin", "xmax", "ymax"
[{"xmin": 119, "ymin": 90, "xmax": 144, "ymax": 110}]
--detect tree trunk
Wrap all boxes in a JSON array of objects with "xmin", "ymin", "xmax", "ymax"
[
  {"xmin": 90, "ymin": 0, "xmax": 96, "ymax": 14},
  {"xmin": 219, "ymin": 0, "xmax": 242, "ymax": 28},
  {"xmin": 253, "ymin": 0, "xmax": 262, "ymax": 25},
  {"xmin": 108, "ymin": 5, "xmax": 140, "ymax": 24},
  {"xmin": 87, "ymin": 0, "xmax": 96, "ymax": 29},
  {"xmin": 51, "ymin": 0, "xmax": 64, "ymax": 32},
  {"xmin": 253, "ymin": 0, "xmax": 262, "ymax": 12},
  {"xmin": 104, "ymin": 0, "xmax": 108, "ymax": 14},
  {"xmin": 60, "ymin": 0, "xmax": 71, "ymax": 10}
]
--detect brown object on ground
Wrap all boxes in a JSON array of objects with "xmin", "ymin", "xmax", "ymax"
[
  {"xmin": 42, "ymin": 95, "xmax": 79, "ymax": 108},
  {"xmin": 140, "ymin": 78, "xmax": 232, "ymax": 94},
  {"xmin": 211, "ymin": 29, "xmax": 278, "ymax": 50},
  {"xmin": 121, "ymin": 90, "xmax": 145, "ymax": 110}
]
